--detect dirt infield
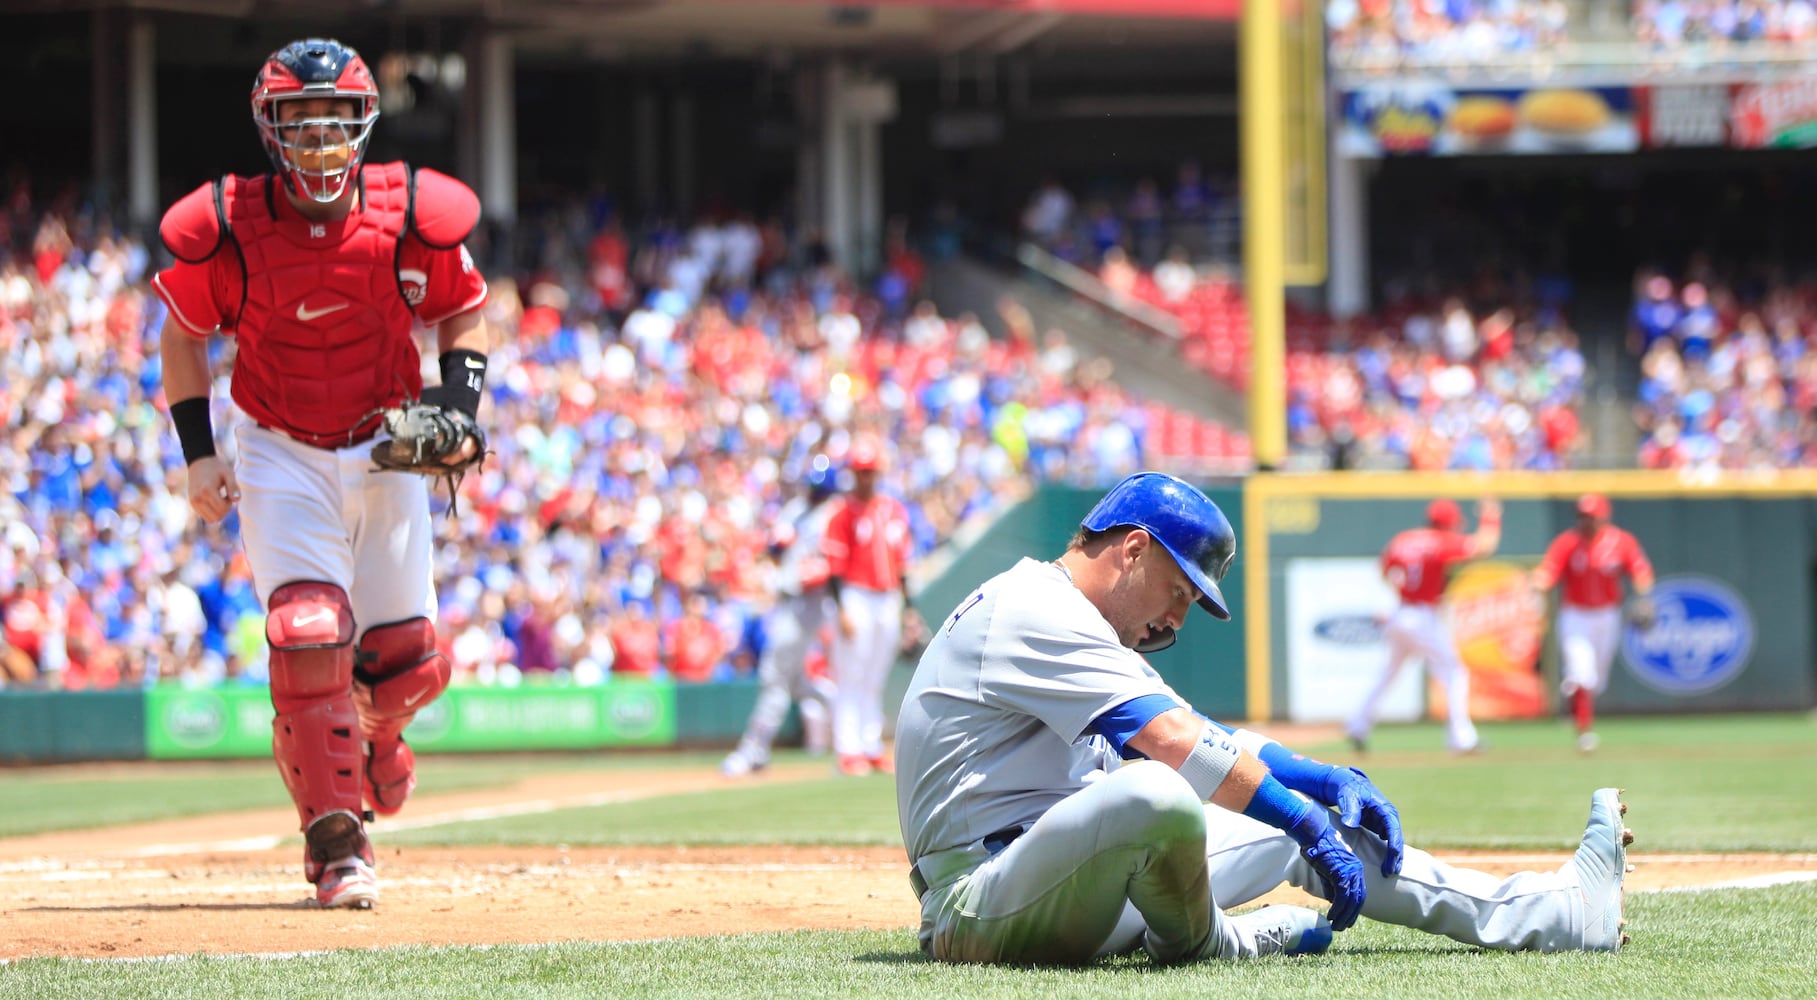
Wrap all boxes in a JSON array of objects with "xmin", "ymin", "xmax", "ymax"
[{"xmin": 4, "ymin": 763, "xmax": 1813, "ymax": 961}]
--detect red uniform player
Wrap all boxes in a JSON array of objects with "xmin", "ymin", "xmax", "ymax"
[
  {"xmin": 1530, "ymin": 494, "xmax": 1655, "ymax": 752},
  {"xmin": 821, "ymin": 437, "xmax": 921, "ymax": 776},
  {"xmin": 1347, "ymin": 498, "xmax": 1502, "ymax": 754},
  {"xmin": 152, "ymin": 38, "xmax": 491, "ymax": 908}
]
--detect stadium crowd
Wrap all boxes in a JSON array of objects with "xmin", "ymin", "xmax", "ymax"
[
  {"xmin": 2, "ymin": 196, "xmax": 1207, "ymax": 693},
  {"xmin": 1630, "ymin": 264, "xmax": 1817, "ymax": 470},
  {"xmin": 1280, "ymin": 292, "xmax": 1589, "ymax": 471},
  {"xmin": 1328, "ymin": 0, "xmax": 1817, "ymax": 69}
]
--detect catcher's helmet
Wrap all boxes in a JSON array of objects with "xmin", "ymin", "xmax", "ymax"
[
  {"xmin": 251, "ymin": 38, "xmax": 380, "ymax": 204},
  {"xmin": 1082, "ymin": 472, "xmax": 1235, "ymax": 637}
]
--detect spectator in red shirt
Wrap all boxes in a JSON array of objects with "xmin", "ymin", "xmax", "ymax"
[
  {"xmin": 1529, "ymin": 495, "xmax": 1654, "ymax": 752},
  {"xmin": 664, "ymin": 591, "xmax": 726, "ymax": 684},
  {"xmin": 608, "ymin": 603, "xmax": 662, "ymax": 678},
  {"xmin": 1347, "ymin": 497, "xmax": 1502, "ymax": 754}
]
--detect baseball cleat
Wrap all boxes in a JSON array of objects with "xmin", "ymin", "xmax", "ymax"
[
  {"xmin": 720, "ymin": 751, "xmax": 765, "ymax": 778},
  {"xmin": 1230, "ymin": 905, "xmax": 1333, "ymax": 958},
  {"xmin": 837, "ymin": 754, "xmax": 873, "ymax": 777},
  {"xmin": 304, "ymin": 809, "xmax": 378, "ymax": 909},
  {"xmin": 315, "ymin": 855, "xmax": 379, "ymax": 909},
  {"xmin": 1567, "ymin": 787, "xmax": 1629, "ymax": 951}
]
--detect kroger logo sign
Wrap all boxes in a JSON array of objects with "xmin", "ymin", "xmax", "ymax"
[{"xmin": 1622, "ymin": 576, "xmax": 1754, "ymax": 695}]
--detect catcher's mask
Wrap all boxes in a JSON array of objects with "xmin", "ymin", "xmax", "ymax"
[
  {"xmin": 252, "ymin": 38, "xmax": 380, "ymax": 204},
  {"xmin": 1082, "ymin": 471, "xmax": 1235, "ymax": 652}
]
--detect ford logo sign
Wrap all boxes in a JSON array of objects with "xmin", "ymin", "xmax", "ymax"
[
  {"xmin": 1621, "ymin": 576, "xmax": 1754, "ymax": 695},
  {"xmin": 1312, "ymin": 614, "xmax": 1383, "ymax": 647}
]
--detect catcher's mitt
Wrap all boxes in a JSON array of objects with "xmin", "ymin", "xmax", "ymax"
[
  {"xmin": 1625, "ymin": 594, "xmax": 1656, "ymax": 631},
  {"xmin": 368, "ymin": 397, "xmax": 487, "ymax": 514}
]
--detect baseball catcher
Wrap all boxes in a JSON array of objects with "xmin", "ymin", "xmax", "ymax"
[{"xmin": 153, "ymin": 37, "xmax": 490, "ymax": 909}]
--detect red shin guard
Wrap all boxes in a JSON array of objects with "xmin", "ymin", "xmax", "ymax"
[{"xmin": 354, "ymin": 617, "xmax": 451, "ymax": 815}]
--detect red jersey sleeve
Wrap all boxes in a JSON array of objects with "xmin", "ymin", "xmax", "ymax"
[
  {"xmin": 1438, "ymin": 531, "xmax": 1476, "ymax": 567},
  {"xmin": 400, "ymin": 239, "xmax": 489, "ymax": 327},
  {"xmin": 151, "ymin": 257, "xmax": 231, "ymax": 337}
]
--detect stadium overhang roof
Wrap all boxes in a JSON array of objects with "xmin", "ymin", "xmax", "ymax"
[{"xmin": 44, "ymin": 0, "xmax": 1232, "ymax": 60}]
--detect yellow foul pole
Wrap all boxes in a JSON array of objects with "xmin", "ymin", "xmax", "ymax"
[{"xmin": 1241, "ymin": 0, "xmax": 1287, "ymax": 473}]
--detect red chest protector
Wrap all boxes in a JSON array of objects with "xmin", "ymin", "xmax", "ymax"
[{"xmin": 202, "ymin": 163, "xmax": 439, "ymax": 446}]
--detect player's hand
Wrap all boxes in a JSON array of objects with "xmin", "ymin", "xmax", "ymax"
[
  {"xmin": 838, "ymin": 607, "xmax": 857, "ymax": 639},
  {"xmin": 1328, "ymin": 767, "xmax": 1404, "ymax": 876},
  {"xmin": 442, "ymin": 434, "xmax": 480, "ymax": 466},
  {"xmin": 185, "ymin": 456, "xmax": 241, "ymax": 524},
  {"xmin": 1477, "ymin": 497, "xmax": 1502, "ymax": 519},
  {"xmin": 1302, "ymin": 825, "xmax": 1368, "ymax": 932}
]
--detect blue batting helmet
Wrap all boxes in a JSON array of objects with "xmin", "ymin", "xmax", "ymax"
[{"xmin": 1083, "ymin": 472, "xmax": 1235, "ymax": 627}]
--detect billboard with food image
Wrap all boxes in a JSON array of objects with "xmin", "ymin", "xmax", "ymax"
[{"xmin": 1339, "ymin": 81, "xmax": 1638, "ymax": 157}]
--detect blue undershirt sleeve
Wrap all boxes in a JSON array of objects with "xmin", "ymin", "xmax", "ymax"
[{"xmin": 1089, "ymin": 694, "xmax": 1183, "ymax": 758}]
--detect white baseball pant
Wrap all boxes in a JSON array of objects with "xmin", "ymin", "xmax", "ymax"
[
  {"xmin": 234, "ymin": 420, "xmax": 437, "ymax": 624},
  {"xmin": 735, "ymin": 592, "xmax": 836, "ymax": 765},
  {"xmin": 1349, "ymin": 604, "xmax": 1477, "ymax": 752},
  {"xmin": 831, "ymin": 585, "xmax": 902, "ymax": 760},
  {"xmin": 917, "ymin": 761, "xmax": 1596, "ymax": 962},
  {"xmin": 1557, "ymin": 605, "xmax": 1621, "ymax": 696}
]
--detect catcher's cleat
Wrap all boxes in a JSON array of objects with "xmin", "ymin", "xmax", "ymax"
[
  {"xmin": 1566, "ymin": 788, "xmax": 1629, "ymax": 951},
  {"xmin": 304, "ymin": 809, "xmax": 378, "ymax": 909},
  {"xmin": 1229, "ymin": 905, "xmax": 1333, "ymax": 958},
  {"xmin": 315, "ymin": 855, "xmax": 378, "ymax": 909}
]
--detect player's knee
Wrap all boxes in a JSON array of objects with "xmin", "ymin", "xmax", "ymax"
[
  {"xmin": 1115, "ymin": 760, "xmax": 1208, "ymax": 842},
  {"xmin": 354, "ymin": 617, "xmax": 450, "ymax": 720},
  {"xmin": 267, "ymin": 581, "xmax": 355, "ymax": 700}
]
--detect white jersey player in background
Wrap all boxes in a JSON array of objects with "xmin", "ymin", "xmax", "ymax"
[
  {"xmin": 895, "ymin": 472, "xmax": 1631, "ymax": 966},
  {"xmin": 722, "ymin": 456, "xmax": 840, "ymax": 777}
]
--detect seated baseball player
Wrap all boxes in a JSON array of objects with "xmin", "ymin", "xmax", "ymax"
[{"xmin": 894, "ymin": 472, "xmax": 1630, "ymax": 965}]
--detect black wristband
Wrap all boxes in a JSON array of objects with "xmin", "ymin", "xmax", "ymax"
[
  {"xmin": 169, "ymin": 397, "xmax": 217, "ymax": 465},
  {"xmin": 436, "ymin": 349, "xmax": 487, "ymax": 419}
]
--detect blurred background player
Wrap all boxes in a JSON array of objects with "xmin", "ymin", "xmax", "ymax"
[
  {"xmin": 152, "ymin": 38, "xmax": 490, "ymax": 908},
  {"xmin": 822, "ymin": 437, "xmax": 922, "ymax": 776},
  {"xmin": 1530, "ymin": 494, "xmax": 1655, "ymax": 752},
  {"xmin": 722, "ymin": 455, "xmax": 840, "ymax": 777},
  {"xmin": 1347, "ymin": 498, "xmax": 1502, "ymax": 755}
]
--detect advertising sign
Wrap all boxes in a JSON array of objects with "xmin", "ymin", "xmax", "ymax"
[
  {"xmin": 146, "ymin": 682, "xmax": 677, "ymax": 759},
  {"xmin": 1621, "ymin": 575, "xmax": 1755, "ymax": 696},
  {"xmin": 1442, "ymin": 561, "xmax": 1548, "ymax": 720},
  {"xmin": 1636, "ymin": 84, "xmax": 1733, "ymax": 148},
  {"xmin": 1729, "ymin": 78, "xmax": 1817, "ymax": 148},
  {"xmin": 1339, "ymin": 81, "xmax": 1639, "ymax": 157},
  {"xmin": 1285, "ymin": 557, "xmax": 1547, "ymax": 723},
  {"xmin": 1284, "ymin": 558, "xmax": 1410, "ymax": 723}
]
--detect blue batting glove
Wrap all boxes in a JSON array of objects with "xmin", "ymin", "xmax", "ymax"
[
  {"xmin": 1301, "ymin": 823, "xmax": 1368, "ymax": 932},
  {"xmin": 1329, "ymin": 767, "xmax": 1405, "ymax": 877}
]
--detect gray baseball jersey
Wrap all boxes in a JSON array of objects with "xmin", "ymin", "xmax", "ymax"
[{"xmin": 896, "ymin": 558, "xmax": 1181, "ymax": 862}]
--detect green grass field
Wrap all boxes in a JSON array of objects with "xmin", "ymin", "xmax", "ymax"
[{"xmin": 4, "ymin": 713, "xmax": 1816, "ymax": 998}]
